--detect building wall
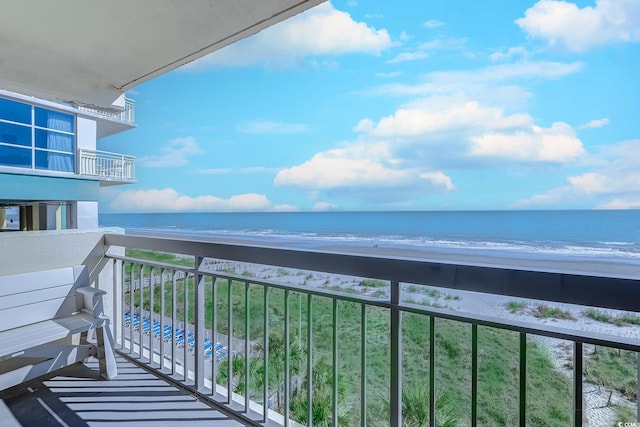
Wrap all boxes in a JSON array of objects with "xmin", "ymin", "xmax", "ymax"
[
  {"xmin": 77, "ymin": 116, "xmax": 97, "ymax": 150},
  {"xmin": 0, "ymin": 93, "xmax": 115, "ymax": 231}
]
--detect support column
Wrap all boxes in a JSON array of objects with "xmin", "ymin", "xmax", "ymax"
[
  {"xmin": 39, "ymin": 204, "xmax": 48, "ymax": 230},
  {"xmin": 31, "ymin": 203, "xmax": 40, "ymax": 231},
  {"xmin": 19, "ymin": 206, "xmax": 27, "ymax": 231},
  {"xmin": 0, "ymin": 208, "xmax": 6, "ymax": 230},
  {"xmin": 56, "ymin": 204, "xmax": 62, "ymax": 230},
  {"xmin": 46, "ymin": 204, "xmax": 62, "ymax": 230}
]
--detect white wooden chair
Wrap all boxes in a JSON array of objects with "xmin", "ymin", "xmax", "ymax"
[{"xmin": 0, "ymin": 266, "xmax": 117, "ymax": 391}]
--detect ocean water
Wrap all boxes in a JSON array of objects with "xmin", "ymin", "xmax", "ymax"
[{"xmin": 99, "ymin": 210, "xmax": 640, "ymax": 263}]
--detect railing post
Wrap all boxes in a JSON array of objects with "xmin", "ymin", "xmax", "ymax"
[
  {"xmin": 390, "ymin": 281, "xmax": 402, "ymax": 427},
  {"xmin": 520, "ymin": 332, "xmax": 527, "ymax": 427},
  {"xmin": 195, "ymin": 257, "xmax": 205, "ymax": 392},
  {"xmin": 471, "ymin": 324, "xmax": 478, "ymax": 427},
  {"xmin": 573, "ymin": 342, "xmax": 583, "ymax": 427}
]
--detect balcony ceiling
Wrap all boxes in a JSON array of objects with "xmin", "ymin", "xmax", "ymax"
[{"xmin": 0, "ymin": 0, "xmax": 325, "ymax": 110}]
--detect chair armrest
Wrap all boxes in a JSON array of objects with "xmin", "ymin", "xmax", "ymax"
[{"xmin": 76, "ymin": 287, "xmax": 107, "ymax": 317}]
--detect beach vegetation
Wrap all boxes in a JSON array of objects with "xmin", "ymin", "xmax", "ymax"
[
  {"xmin": 506, "ymin": 301, "xmax": 526, "ymax": 313},
  {"xmin": 360, "ymin": 279, "xmax": 387, "ymax": 288},
  {"xmin": 371, "ymin": 290, "xmax": 387, "ymax": 298},
  {"xmin": 614, "ymin": 314, "xmax": 640, "ymax": 326},
  {"xmin": 406, "ymin": 284, "xmax": 418, "ymax": 293},
  {"xmin": 126, "ymin": 251, "xmax": 575, "ymax": 426},
  {"xmin": 533, "ymin": 304, "xmax": 576, "ymax": 320},
  {"xmin": 583, "ymin": 309, "xmax": 640, "ymax": 327},
  {"xmin": 584, "ymin": 308, "xmax": 611, "ymax": 323},
  {"xmin": 277, "ymin": 268, "xmax": 288, "ymax": 277},
  {"xmin": 325, "ymin": 285, "xmax": 358, "ymax": 295},
  {"xmin": 423, "ymin": 288, "xmax": 440, "ymax": 298},
  {"xmin": 614, "ymin": 404, "xmax": 636, "ymax": 425},
  {"xmin": 585, "ymin": 346, "xmax": 637, "ymax": 400}
]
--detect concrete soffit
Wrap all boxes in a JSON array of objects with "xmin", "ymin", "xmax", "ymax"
[{"xmin": 0, "ymin": 0, "xmax": 326, "ymax": 110}]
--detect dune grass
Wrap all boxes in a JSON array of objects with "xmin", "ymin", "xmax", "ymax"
[
  {"xmin": 534, "ymin": 304, "xmax": 576, "ymax": 320},
  {"xmin": 127, "ymin": 250, "xmax": 576, "ymax": 426},
  {"xmin": 584, "ymin": 309, "xmax": 640, "ymax": 326},
  {"xmin": 506, "ymin": 300, "xmax": 526, "ymax": 313}
]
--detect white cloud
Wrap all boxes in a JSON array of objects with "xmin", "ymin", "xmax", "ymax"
[
  {"xmin": 359, "ymin": 101, "xmax": 511, "ymax": 138},
  {"xmin": 277, "ymin": 89, "xmax": 587, "ymax": 205},
  {"xmin": 272, "ymin": 204, "xmax": 300, "ymax": 212},
  {"xmin": 238, "ymin": 120, "xmax": 309, "ymax": 134},
  {"xmin": 313, "ymin": 202, "xmax": 338, "ymax": 211},
  {"xmin": 423, "ymin": 19, "xmax": 445, "ymax": 29},
  {"xmin": 356, "ymin": 98, "xmax": 584, "ymax": 164},
  {"xmin": 399, "ymin": 31, "xmax": 412, "ymax": 42},
  {"xmin": 366, "ymin": 61, "xmax": 583, "ymax": 101},
  {"xmin": 274, "ymin": 141, "xmax": 456, "ymax": 196},
  {"xmin": 386, "ymin": 51, "xmax": 429, "ymax": 64},
  {"xmin": 515, "ymin": 139, "xmax": 640, "ymax": 208},
  {"xmin": 196, "ymin": 166, "xmax": 280, "ymax": 175},
  {"xmin": 419, "ymin": 37, "xmax": 466, "ymax": 51},
  {"xmin": 110, "ymin": 188, "xmax": 274, "ymax": 212},
  {"xmin": 384, "ymin": 37, "xmax": 465, "ymax": 65},
  {"xmin": 184, "ymin": 3, "xmax": 391, "ymax": 69},
  {"xmin": 138, "ymin": 137, "xmax": 200, "ymax": 168},
  {"xmin": 375, "ymin": 71, "xmax": 404, "ymax": 78},
  {"xmin": 516, "ymin": 0, "xmax": 640, "ymax": 52},
  {"xmin": 490, "ymin": 46, "xmax": 528, "ymax": 61},
  {"xmin": 597, "ymin": 198, "xmax": 640, "ymax": 209},
  {"xmin": 579, "ymin": 118, "xmax": 610, "ymax": 129},
  {"xmin": 470, "ymin": 122, "xmax": 586, "ymax": 163}
]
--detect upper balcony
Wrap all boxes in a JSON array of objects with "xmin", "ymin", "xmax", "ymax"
[
  {"xmin": 2, "ymin": 231, "xmax": 639, "ymax": 427},
  {"xmin": 76, "ymin": 97, "xmax": 136, "ymax": 125},
  {"xmin": 75, "ymin": 97, "xmax": 137, "ymax": 139}
]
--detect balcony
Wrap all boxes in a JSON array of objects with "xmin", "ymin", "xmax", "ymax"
[
  {"xmin": 2, "ymin": 232, "xmax": 640, "ymax": 426},
  {"xmin": 78, "ymin": 149, "xmax": 136, "ymax": 184},
  {"xmin": 75, "ymin": 98, "xmax": 136, "ymax": 125}
]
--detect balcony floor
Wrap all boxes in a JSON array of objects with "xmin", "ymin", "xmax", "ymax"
[{"xmin": 0, "ymin": 355, "xmax": 244, "ymax": 426}]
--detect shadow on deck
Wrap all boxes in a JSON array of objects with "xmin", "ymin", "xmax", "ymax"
[{"xmin": 0, "ymin": 356, "xmax": 244, "ymax": 426}]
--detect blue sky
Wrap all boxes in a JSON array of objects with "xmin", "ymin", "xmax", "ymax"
[{"xmin": 100, "ymin": 0, "xmax": 640, "ymax": 212}]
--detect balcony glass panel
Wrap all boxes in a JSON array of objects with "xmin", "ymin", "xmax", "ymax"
[
  {"xmin": 0, "ymin": 121, "xmax": 31, "ymax": 146},
  {"xmin": 0, "ymin": 97, "xmax": 31, "ymax": 124},
  {"xmin": 35, "ymin": 150, "xmax": 74, "ymax": 172},
  {"xmin": 0, "ymin": 144, "xmax": 31, "ymax": 168}
]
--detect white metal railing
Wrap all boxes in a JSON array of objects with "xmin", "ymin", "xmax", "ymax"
[
  {"xmin": 76, "ymin": 97, "xmax": 135, "ymax": 124},
  {"xmin": 103, "ymin": 233, "xmax": 640, "ymax": 427},
  {"xmin": 79, "ymin": 149, "xmax": 135, "ymax": 181}
]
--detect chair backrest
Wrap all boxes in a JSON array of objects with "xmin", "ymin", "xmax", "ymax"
[{"xmin": 0, "ymin": 265, "xmax": 88, "ymax": 332}]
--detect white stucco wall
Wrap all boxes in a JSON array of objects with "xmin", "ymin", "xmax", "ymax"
[{"xmin": 76, "ymin": 116, "xmax": 97, "ymax": 150}]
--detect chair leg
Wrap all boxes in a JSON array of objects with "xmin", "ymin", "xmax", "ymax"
[{"xmin": 96, "ymin": 320, "xmax": 118, "ymax": 379}]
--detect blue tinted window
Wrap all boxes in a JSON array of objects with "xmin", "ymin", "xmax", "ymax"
[
  {"xmin": 0, "ymin": 145, "xmax": 31, "ymax": 168},
  {"xmin": 0, "ymin": 122, "xmax": 31, "ymax": 146},
  {"xmin": 35, "ymin": 150, "xmax": 74, "ymax": 172},
  {"xmin": 0, "ymin": 98, "xmax": 31, "ymax": 124},
  {"xmin": 35, "ymin": 108, "xmax": 74, "ymax": 132},
  {"xmin": 35, "ymin": 129, "xmax": 74, "ymax": 152}
]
